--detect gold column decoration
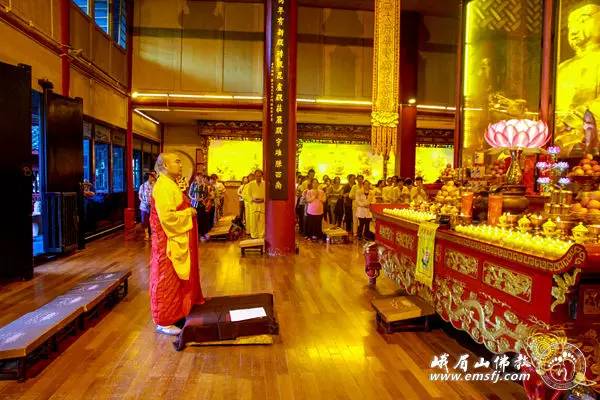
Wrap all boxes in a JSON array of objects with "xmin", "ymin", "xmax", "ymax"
[{"xmin": 371, "ymin": 0, "xmax": 400, "ymax": 156}]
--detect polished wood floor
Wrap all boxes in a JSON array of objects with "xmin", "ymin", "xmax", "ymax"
[{"xmin": 0, "ymin": 232, "xmax": 526, "ymax": 400}]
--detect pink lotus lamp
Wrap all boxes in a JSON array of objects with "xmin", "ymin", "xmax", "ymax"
[{"xmin": 485, "ymin": 119, "xmax": 550, "ymax": 185}]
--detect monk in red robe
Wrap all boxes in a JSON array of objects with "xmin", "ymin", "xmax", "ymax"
[{"xmin": 150, "ymin": 152, "xmax": 204, "ymax": 335}]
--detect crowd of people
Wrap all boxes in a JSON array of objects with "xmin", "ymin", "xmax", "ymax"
[
  {"xmin": 294, "ymin": 170, "xmax": 428, "ymax": 241},
  {"xmin": 140, "ymin": 165, "xmax": 428, "ymax": 245}
]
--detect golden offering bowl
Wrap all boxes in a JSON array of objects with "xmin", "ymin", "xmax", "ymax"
[
  {"xmin": 530, "ymin": 214, "xmax": 544, "ymax": 228},
  {"xmin": 506, "ymin": 213, "xmax": 519, "ymax": 228},
  {"xmin": 588, "ymin": 225, "xmax": 600, "ymax": 242},
  {"xmin": 555, "ymin": 219, "xmax": 576, "ymax": 239}
]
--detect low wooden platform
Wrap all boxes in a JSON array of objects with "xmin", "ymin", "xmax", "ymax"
[
  {"xmin": 0, "ymin": 271, "xmax": 130, "ymax": 381},
  {"xmin": 371, "ymin": 296, "xmax": 435, "ymax": 334},
  {"xmin": 324, "ymin": 227, "xmax": 350, "ymax": 244},
  {"xmin": 240, "ymin": 239, "xmax": 265, "ymax": 256},
  {"xmin": 208, "ymin": 215, "xmax": 236, "ymax": 240}
]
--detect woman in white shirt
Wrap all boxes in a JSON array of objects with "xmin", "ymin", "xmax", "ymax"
[{"xmin": 355, "ymin": 180, "xmax": 375, "ymax": 240}]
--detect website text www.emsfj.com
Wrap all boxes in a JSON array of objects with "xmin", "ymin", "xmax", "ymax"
[{"xmin": 429, "ymin": 371, "xmax": 531, "ymax": 384}]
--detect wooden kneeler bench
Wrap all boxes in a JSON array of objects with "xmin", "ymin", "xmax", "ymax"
[
  {"xmin": 324, "ymin": 228, "xmax": 350, "ymax": 244},
  {"xmin": 240, "ymin": 239, "xmax": 265, "ymax": 256},
  {"xmin": 371, "ymin": 296, "xmax": 435, "ymax": 334},
  {"xmin": 0, "ymin": 270, "xmax": 130, "ymax": 381}
]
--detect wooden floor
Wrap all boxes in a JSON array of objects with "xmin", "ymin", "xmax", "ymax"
[{"xmin": 0, "ymin": 232, "xmax": 526, "ymax": 400}]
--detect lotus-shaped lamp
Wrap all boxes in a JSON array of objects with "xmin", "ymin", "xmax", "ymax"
[
  {"xmin": 485, "ymin": 119, "xmax": 549, "ymax": 149},
  {"xmin": 485, "ymin": 119, "xmax": 549, "ymax": 186}
]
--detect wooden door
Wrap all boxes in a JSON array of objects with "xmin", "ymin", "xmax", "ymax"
[
  {"xmin": 43, "ymin": 91, "xmax": 84, "ymax": 252},
  {"xmin": 0, "ymin": 62, "xmax": 33, "ymax": 280}
]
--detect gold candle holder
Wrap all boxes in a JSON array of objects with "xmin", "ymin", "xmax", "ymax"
[
  {"xmin": 506, "ymin": 213, "xmax": 519, "ymax": 229},
  {"xmin": 588, "ymin": 225, "xmax": 600, "ymax": 243},
  {"xmin": 530, "ymin": 214, "xmax": 544, "ymax": 234},
  {"xmin": 555, "ymin": 219, "xmax": 575, "ymax": 240}
]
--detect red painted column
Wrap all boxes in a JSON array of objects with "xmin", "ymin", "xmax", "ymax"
[
  {"xmin": 59, "ymin": 0, "xmax": 71, "ymax": 96},
  {"xmin": 124, "ymin": 0, "xmax": 136, "ymax": 232},
  {"xmin": 399, "ymin": 105, "xmax": 417, "ymax": 179},
  {"xmin": 263, "ymin": 0, "xmax": 297, "ymax": 255},
  {"xmin": 396, "ymin": 12, "xmax": 419, "ymax": 178}
]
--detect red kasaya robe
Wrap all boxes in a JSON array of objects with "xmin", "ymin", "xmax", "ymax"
[{"xmin": 149, "ymin": 175, "xmax": 204, "ymax": 326}]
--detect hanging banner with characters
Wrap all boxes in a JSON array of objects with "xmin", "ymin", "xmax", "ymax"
[{"xmin": 415, "ymin": 221, "xmax": 439, "ymax": 289}]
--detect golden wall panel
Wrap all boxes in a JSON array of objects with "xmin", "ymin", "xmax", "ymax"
[
  {"xmin": 70, "ymin": 6, "xmax": 91, "ymax": 58},
  {"xmin": 133, "ymin": 113, "xmax": 161, "ymax": 142},
  {"xmin": 297, "ymin": 43, "xmax": 324, "ymax": 97},
  {"xmin": 133, "ymin": 35, "xmax": 180, "ymax": 91},
  {"xmin": 71, "ymin": 69, "xmax": 128, "ymax": 128},
  {"xmin": 0, "ymin": 22, "xmax": 61, "ymax": 90},
  {"xmin": 11, "ymin": 0, "xmax": 58, "ymax": 39},
  {"xmin": 222, "ymin": 39, "xmax": 262, "ymax": 94},
  {"xmin": 92, "ymin": 28, "xmax": 111, "ymax": 73},
  {"xmin": 110, "ymin": 44, "xmax": 127, "ymax": 85},
  {"xmin": 181, "ymin": 38, "xmax": 223, "ymax": 93}
]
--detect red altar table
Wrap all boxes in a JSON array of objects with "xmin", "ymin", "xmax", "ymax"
[{"xmin": 368, "ymin": 204, "xmax": 600, "ymax": 395}]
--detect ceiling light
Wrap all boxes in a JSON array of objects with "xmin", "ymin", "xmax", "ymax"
[
  {"xmin": 168, "ymin": 94, "xmax": 234, "ymax": 100},
  {"xmin": 233, "ymin": 95, "xmax": 263, "ymax": 100},
  {"xmin": 134, "ymin": 109, "xmax": 160, "ymax": 125},
  {"xmin": 315, "ymin": 98, "xmax": 372, "ymax": 106},
  {"xmin": 132, "ymin": 92, "xmax": 168, "ymax": 98},
  {"xmin": 408, "ymin": 98, "xmax": 416, "ymax": 105}
]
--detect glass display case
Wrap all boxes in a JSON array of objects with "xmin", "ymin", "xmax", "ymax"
[
  {"xmin": 459, "ymin": 0, "xmax": 543, "ymax": 166},
  {"xmin": 553, "ymin": 0, "xmax": 600, "ymax": 158}
]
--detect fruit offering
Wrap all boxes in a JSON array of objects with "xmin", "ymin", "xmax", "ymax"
[
  {"xmin": 570, "ymin": 154, "xmax": 600, "ymax": 177},
  {"xmin": 489, "ymin": 160, "xmax": 506, "ymax": 178},
  {"xmin": 570, "ymin": 191, "xmax": 600, "ymax": 216},
  {"xmin": 435, "ymin": 180, "xmax": 460, "ymax": 205}
]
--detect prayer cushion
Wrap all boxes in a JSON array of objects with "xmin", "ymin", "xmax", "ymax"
[{"xmin": 174, "ymin": 293, "xmax": 278, "ymax": 351}]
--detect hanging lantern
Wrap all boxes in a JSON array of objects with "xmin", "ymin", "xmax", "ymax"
[{"xmin": 371, "ymin": 0, "xmax": 400, "ymax": 156}]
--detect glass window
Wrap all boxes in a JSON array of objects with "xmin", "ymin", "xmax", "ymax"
[
  {"xmin": 83, "ymin": 139, "xmax": 91, "ymax": 182},
  {"xmin": 133, "ymin": 149, "xmax": 142, "ymax": 190},
  {"xmin": 95, "ymin": 143, "xmax": 109, "ymax": 193},
  {"xmin": 112, "ymin": 145, "xmax": 125, "ymax": 192},
  {"xmin": 94, "ymin": 0, "xmax": 109, "ymax": 33},
  {"xmin": 73, "ymin": 0, "xmax": 88, "ymax": 14},
  {"xmin": 112, "ymin": 0, "xmax": 127, "ymax": 48},
  {"xmin": 460, "ymin": 0, "xmax": 543, "ymax": 166}
]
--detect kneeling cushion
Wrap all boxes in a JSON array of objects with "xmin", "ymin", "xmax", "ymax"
[{"xmin": 174, "ymin": 293, "xmax": 278, "ymax": 351}]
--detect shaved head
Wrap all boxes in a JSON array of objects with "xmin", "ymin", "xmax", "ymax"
[{"xmin": 155, "ymin": 152, "xmax": 182, "ymax": 180}]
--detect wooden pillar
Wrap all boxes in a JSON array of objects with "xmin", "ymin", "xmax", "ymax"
[
  {"xmin": 59, "ymin": 0, "xmax": 71, "ymax": 96},
  {"xmin": 398, "ymin": 105, "xmax": 417, "ymax": 179},
  {"xmin": 395, "ymin": 11, "xmax": 419, "ymax": 178},
  {"xmin": 124, "ymin": 0, "xmax": 136, "ymax": 231},
  {"xmin": 263, "ymin": 0, "xmax": 297, "ymax": 255}
]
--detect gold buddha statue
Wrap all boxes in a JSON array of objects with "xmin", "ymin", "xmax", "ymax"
[{"xmin": 555, "ymin": 0, "xmax": 600, "ymax": 156}]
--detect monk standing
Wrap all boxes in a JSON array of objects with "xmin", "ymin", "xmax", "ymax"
[
  {"xmin": 150, "ymin": 153, "xmax": 204, "ymax": 335},
  {"xmin": 247, "ymin": 169, "xmax": 265, "ymax": 239}
]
